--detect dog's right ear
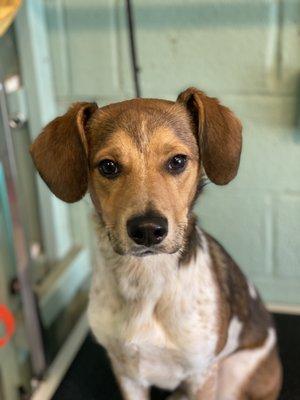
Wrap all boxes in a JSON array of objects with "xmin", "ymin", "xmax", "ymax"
[{"xmin": 30, "ymin": 102, "xmax": 98, "ymax": 203}]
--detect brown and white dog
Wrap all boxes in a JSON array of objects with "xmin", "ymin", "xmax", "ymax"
[{"xmin": 30, "ymin": 87, "xmax": 282, "ymax": 400}]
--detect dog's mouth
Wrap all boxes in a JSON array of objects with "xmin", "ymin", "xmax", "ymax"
[
  {"xmin": 131, "ymin": 248, "xmax": 158, "ymax": 257},
  {"xmin": 111, "ymin": 245, "xmax": 160, "ymax": 257},
  {"xmin": 111, "ymin": 241, "xmax": 180, "ymax": 257},
  {"xmin": 129, "ymin": 243, "xmax": 181, "ymax": 257}
]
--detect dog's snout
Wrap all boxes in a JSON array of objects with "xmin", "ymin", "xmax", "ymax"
[{"xmin": 127, "ymin": 214, "xmax": 168, "ymax": 247}]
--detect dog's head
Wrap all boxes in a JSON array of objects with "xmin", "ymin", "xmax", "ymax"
[{"xmin": 30, "ymin": 88, "xmax": 242, "ymax": 256}]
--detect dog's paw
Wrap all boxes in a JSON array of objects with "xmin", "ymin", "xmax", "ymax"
[{"xmin": 165, "ymin": 392, "xmax": 189, "ymax": 400}]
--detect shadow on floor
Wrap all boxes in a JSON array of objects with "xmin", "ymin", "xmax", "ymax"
[{"xmin": 52, "ymin": 313, "xmax": 300, "ymax": 400}]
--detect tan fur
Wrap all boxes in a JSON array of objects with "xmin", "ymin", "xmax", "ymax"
[
  {"xmin": 240, "ymin": 347, "xmax": 282, "ymax": 400},
  {"xmin": 195, "ymin": 363, "xmax": 219, "ymax": 400},
  {"xmin": 30, "ymin": 87, "xmax": 282, "ymax": 400}
]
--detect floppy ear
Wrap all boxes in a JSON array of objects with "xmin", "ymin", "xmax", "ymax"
[
  {"xmin": 30, "ymin": 102, "xmax": 98, "ymax": 203},
  {"xmin": 177, "ymin": 87, "xmax": 242, "ymax": 185}
]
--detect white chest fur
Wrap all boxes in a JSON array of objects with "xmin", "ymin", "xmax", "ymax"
[{"xmin": 87, "ymin": 235, "xmax": 219, "ymax": 390}]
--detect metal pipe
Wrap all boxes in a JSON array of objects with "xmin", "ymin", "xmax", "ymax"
[
  {"xmin": 125, "ymin": 0, "xmax": 141, "ymax": 97},
  {"xmin": 0, "ymin": 77, "xmax": 46, "ymax": 377}
]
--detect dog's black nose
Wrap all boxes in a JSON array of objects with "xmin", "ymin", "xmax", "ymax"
[{"xmin": 127, "ymin": 214, "xmax": 168, "ymax": 247}]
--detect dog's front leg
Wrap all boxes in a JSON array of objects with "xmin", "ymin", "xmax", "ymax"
[
  {"xmin": 109, "ymin": 349, "xmax": 149, "ymax": 400},
  {"xmin": 114, "ymin": 374, "xmax": 149, "ymax": 400},
  {"xmin": 185, "ymin": 363, "xmax": 219, "ymax": 400}
]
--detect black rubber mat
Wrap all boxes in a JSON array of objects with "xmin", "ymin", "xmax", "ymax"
[{"xmin": 52, "ymin": 313, "xmax": 300, "ymax": 400}]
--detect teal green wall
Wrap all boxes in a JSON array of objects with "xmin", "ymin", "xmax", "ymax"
[
  {"xmin": 45, "ymin": 0, "xmax": 135, "ymax": 106},
  {"xmin": 43, "ymin": 0, "xmax": 300, "ymax": 305}
]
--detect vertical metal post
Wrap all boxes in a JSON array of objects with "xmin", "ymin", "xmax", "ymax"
[
  {"xmin": 125, "ymin": 0, "xmax": 141, "ymax": 97},
  {"xmin": 0, "ymin": 79, "xmax": 46, "ymax": 377},
  {"xmin": 15, "ymin": 0, "xmax": 73, "ymax": 263}
]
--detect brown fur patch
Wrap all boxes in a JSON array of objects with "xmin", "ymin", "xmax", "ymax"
[
  {"xmin": 88, "ymin": 98, "xmax": 198, "ymax": 161},
  {"xmin": 179, "ymin": 214, "xmax": 202, "ymax": 266},
  {"xmin": 206, "ymin": 234, "xmax": 272, "ymax": 354}
]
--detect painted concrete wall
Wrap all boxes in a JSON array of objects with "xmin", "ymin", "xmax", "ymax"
[{"xmin": 44, "ymin": 0, "xmax": 300, "ymax": 304}]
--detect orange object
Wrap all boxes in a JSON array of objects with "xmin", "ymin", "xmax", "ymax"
[
  {"xmin": 0, "ymin": 304, "xmax": 15, "ymax": 347},
  {"xmin": 0, "ymin": 0, "xmax": 22, "ymax": 37}
]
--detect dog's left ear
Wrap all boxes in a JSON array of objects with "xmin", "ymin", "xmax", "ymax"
[{"xmin": 177, "ymin": 87, "xmax": 242, "ymax": 185}]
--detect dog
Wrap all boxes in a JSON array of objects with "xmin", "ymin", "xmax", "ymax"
[{"xmin": 30, "ymin": 87, "xmax": 282, "ymax": 399}]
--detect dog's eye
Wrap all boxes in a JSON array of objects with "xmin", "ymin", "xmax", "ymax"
[
  {"xmin": 98, "ymin": 159, "xmax": 120, "ymax": 178},
  {"xmin": 166, "ymin": 154, "xmax": 187, "ymax": 174}
]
